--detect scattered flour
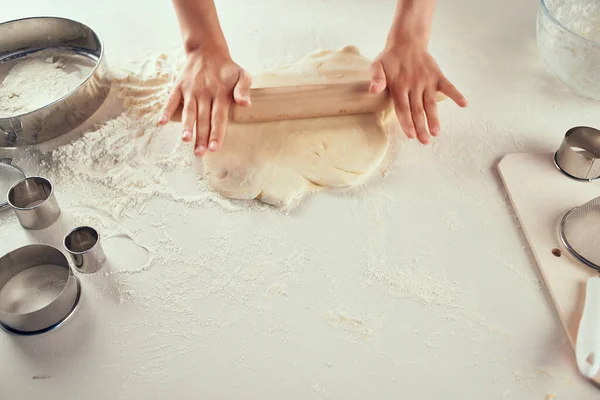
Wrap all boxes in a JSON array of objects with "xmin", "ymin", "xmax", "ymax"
[
  {"xmin": 0, "ymin": 48, "xmax": 95, "ymax": 117},
  {"xmin": 325, "ymin": 310, "xmax": 383, "ymax": 340},
  {"xmin": 37, "ymin": 53, "xmax": 270, "ymax": 222},
  {"xmin": 0, "ymin": 49, "xmax": 556, "ymax": 393}
]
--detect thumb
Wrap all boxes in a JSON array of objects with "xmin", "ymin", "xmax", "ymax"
[
  {"xmin": 369, "ymin": 61, "xmax": 387, "ymax": 93},
  {"xmin": 233, "ymin": 70, "xmax": 252, "ymax": 106}
]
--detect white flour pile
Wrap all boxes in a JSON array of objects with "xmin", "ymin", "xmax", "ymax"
[{"xmin": 0, "ymin": 48, "xmax": 94, "ymax": 117}]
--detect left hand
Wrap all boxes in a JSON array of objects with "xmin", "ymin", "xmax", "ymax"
[{"xmin": 369, "ymin": 43, "xmax": 467, "ymax": 145}]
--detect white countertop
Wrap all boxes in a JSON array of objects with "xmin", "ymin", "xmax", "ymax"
[{"xmin": 1, "ymin": 0, "xmax": 600, "ymax": 399}]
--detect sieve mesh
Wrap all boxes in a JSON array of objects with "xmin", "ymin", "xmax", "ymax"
[{"xmin": 560, "ymin": 196, "xmax": 600, "ymax": 271}]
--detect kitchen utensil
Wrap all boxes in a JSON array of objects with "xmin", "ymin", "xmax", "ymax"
[
  {"xmin": 498, "ymin": 151, "xmax": 600, "ymax": 384},
  {"xmin": 559, "ymin": 196, "xmax": 600, "ymax": 378},
  {"xmin": 0, "ymin": 244, "xmax": 81, "ymax": 335},
  {"xmin": 171, "ymin": 81, "xmax": 392, "ymax": 124},
  {"xmin": 0, "ymin": 158, "xmax": 26, "ymax": 210},
  {"xmin": 64, "ymin": 226, "xmax": 106, "ymax": 274},
  {"xmin": 559, "ymin": 196, "xmax": 600, "ymax": 272},
  {"xmin": 537, "ymin": 0, "xmax": 600, "ymax": 100},
  {"xmin": 0, "ymin": 16, "xmax": 111, "ymax": 148},
  {"xmin": 554, "ymin": 126, "xmax": 600, "ymax": 181},
  {"xmin": 7, "ymin": 176, "xmax": 61, "ymax": 230}
]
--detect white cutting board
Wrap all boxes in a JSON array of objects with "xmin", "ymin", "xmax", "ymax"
[{"xmin": 497, "ymin": 152, "xmax": 600, "ymax": 385}]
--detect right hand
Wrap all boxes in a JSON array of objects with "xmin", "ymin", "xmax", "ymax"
[{"xmin": 159, "ymin": 48, "xmax": 252, "ymax": 157}]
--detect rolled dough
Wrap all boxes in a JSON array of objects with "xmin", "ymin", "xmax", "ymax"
[{"xmin": 203, "ymin": 46, "xmax": 399, "ymax": 208}]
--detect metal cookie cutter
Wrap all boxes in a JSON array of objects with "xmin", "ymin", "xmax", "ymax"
[
  {"xmin": 64, "ymin": 226, "xmax": 106, "ymax": 274},
  {"xmin": 0, "ymin": 244, "xmax": 81, "ymax": 335},
  {"xmin": 7, "ymin": 176, "xmax": 61, "ymax": 230},
  {"xmin": 554, "ymin": 126, "xmax": 600, "ymax": 181},
  {"xmin": 0, "ymin": 158, "xmax": 26, "ymax": 210}
]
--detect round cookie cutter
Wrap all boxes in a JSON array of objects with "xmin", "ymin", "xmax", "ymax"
[
  {"xmin": 7, "ymin": 176, "xmax": 61, "ymax": 230},
  {"xmin": 0, "ymin": 158, "xmax": 26, "ymax": 210},
  {"xmin": 0, "ymin": 244, "xmax": 81, "ymax": 336},
  {"xmin": 554, "ymin": 126, "xmax": 600, "ymax": 181},
  {"xmin": 0, "ymin": 16, "xmax": 111, "ymax": 148},
  {"xmin": 64, "ymin": 226, "xmax": 107, "ymax": 274}
]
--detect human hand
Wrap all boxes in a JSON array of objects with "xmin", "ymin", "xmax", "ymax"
[
  {"xmin": 369, "ymin": 43, "xmax": 467, "ymax": 145},
  {"xmin": 159, "ymin": 49, "xmax": 252, "ymax": 156}
]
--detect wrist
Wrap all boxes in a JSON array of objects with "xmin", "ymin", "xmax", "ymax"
[
  {"xmin": 387, "ymin": 0, "xmax": 435, "ymax": 48},
  {"xmin": 183, "ymin": 35, "xmax": 230, "ymax": 58},
  {"xmin": 385, "ymin": 31, "xmax": 429, "ymax": 53},
  {"xmin": 385, "ymin": 32, "xmax": 429, "ymax": 50}
]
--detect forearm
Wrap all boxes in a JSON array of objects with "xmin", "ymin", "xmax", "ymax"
[
  {"xmin": 387, "ymin": 0, "xmax": 437, "ymax": 47},
  {"xmin": 171, "ymin": 0, "xmax": 229, "ymax": 55}
]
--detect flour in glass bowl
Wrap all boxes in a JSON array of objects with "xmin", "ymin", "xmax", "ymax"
[
  {"xmin": 0, "ymin": 48, "xmax": 95, "ymax": 117},
  {"xmin": 546, "ymin": 0, "xmax": 600, "ymax": 41},
  {"xmin": 538, "ymin": 0, "xmax": 600, "ymax": 100}
]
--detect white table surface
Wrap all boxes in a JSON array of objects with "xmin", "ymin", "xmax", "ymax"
[{"xmin": 1, "ymin": 0, "xmax": 600, "ymax": 399}]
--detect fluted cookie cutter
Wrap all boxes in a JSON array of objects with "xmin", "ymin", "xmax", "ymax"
[
  {"xmin": 554, "ymin": 126, "xmax": 600, "ymax": 181},
  {"xmin": 64, "ymin": 226, "xmax": 106, "ymax": 274},
  {"xmin": 7, "ymin": 176, "xmax": 61, "ymax": 230},
  {"xmin": 0, "ymin": 244, "xmax": 81, "ymax": 335}
]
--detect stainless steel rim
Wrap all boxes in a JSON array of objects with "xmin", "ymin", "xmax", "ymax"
[
  {"xmin": 0, "ymin": 16, "xmax": 111, "ymax": 148},
  {"xmin": 64, "ymin": 226, "xmax": 101, "ymax": 255},
  {"xmin": 0, "ymin": 276, "xmax": 81, "ymax": 336},
  {"xmin": 7, "ymin": 176, "xmax": 54, "ymax": 210},
  {"xmin": 558, "ymin": 207, "xmax": 600, "ymax": 273},
  {"xmin": 553, "ymin": 151, "xmax": 600, "ymax": 182}
]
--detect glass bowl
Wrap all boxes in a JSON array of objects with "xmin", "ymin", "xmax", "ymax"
[{"xmin": 536, "ymin": 0, "xmax": 600, "ymax": 100}]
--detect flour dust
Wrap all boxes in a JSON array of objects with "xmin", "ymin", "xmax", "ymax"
[{"xmin": 0, "ymin": 48, "xmax": 95, "ymax": 117}]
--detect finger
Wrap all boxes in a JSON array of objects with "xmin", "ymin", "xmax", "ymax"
[
  {"xmin": 369, "ymin": 61, "xmax": 387, "ymax": 93},
  {"xmin": 423, "ymin": 89, "xmax": 440, "ymax": 137},
  {"xmin": 438, "ymin": 78, "xmax": 468, "ymax": 107},
  {"xmin": 390, "ymin": 85, "xmax": 415, "ymax": 139},
  {"xmin": 409, "ymin": 89, "xmax": 429, "ymax": 145},
  {"xmin": 194, "ymin": 96, "xmax": 211, "ymax": 156},
  {"xmin": 208, "ymin": 94, "xmax": 230, "ymax": 152},
  {"xmin": 159, "ymin": 87, "xmax": 182, "ymax": 125},
  {"xmin": 181, "ymin": 95, "xmax": 197, "ymax": 143},
  {"xmin": 233, "ymin": 70, "xmax": 252, "ymax": 106}
]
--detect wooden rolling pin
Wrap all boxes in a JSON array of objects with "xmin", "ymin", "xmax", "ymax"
[{"xmin": 169, "ymin": 81, "xmax": 391, "ymax": 124}]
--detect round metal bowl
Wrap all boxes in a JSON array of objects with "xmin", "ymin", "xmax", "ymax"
[
  {"xmin": 537, "ymin": 0, "xmax": 600, "ymax": 100},
  {"xmin": 0, "ymin": 16, "xmax": 111, "ymax": 148},
  {"xmin": 0, "ymin": 244, "xmax": 81, "ymax": 336}
]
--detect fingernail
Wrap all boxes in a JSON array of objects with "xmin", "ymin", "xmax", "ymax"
[
  {"xmin": 243, "ymin": 96, "xmax": 251, "ymax": 104},
  {"xmin": 431, "ymin": 126, "xmax": 440, "ymax": 136},
  {"xmin": 182, "ymin": 130, "xmax": 192, "ymax": 141},
  {"xmin": 209, "ymin": 141, "xmax": 217, "ymax": 151},
  {"xmin": 408, "ymin": 129, "xmax": 416, "ymax": 138},
  {"xmin": 194, "ymin": 145, "xmax": 205, "ymax": 156},
  {"xmin": 158, "ymin": 114, "xmax": 168, "ymax": 124}
]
